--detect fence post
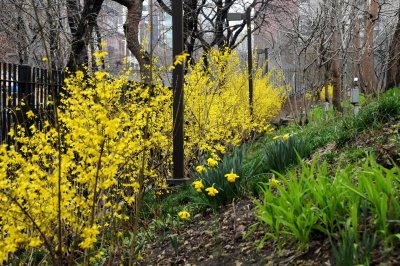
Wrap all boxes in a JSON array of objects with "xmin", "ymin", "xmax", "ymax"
[{"xmin": 18, "ymin": 65, "xmax": 32, "ymax": 132}]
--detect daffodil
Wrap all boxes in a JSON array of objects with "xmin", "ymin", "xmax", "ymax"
[
  {"xmin": 205, "ymin": 185, "xmax": 219, "ymax": 196},
  {"xmin": 178, "ymin": 210, "xmax": 190, "ymax": 219},
  {"xmin": 192, "ymin": 180, "xmax": 204, "ymax": 192},
  {"xmin": 207, "ymin": 158, "xmax": 218, "ymax": 167},
  {"xmin": 269, "ymin": 177, "xmax": 281, "ymax": 186},
  {"xmin": 273, "ymin": 135, "xmax": 280, "ymax": 140},
  {"xmin": 225, "ymin": 171, "xmax": 239, "ymax": 182},
  {"xmin": 196, "ymin": 165, "xmax": 205, "ymax": 174},
  {"xmin": 282, "ymin": 134, "xmax": 290, "ymax": 141}
]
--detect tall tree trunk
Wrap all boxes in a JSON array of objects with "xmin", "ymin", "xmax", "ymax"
[
  {"xmin": 213, "ymin": 0, "xmax": 226, "ymax": 49},
  {"xmin": 386, "ymin": 6, "xmax": 400, "ymax": 90},
  {"xmin": 362, "ymin": 0, "xmax": 378, "ymax": 94},
  {"xmin": 124, "ymin": 0, "xmax": 151, "ymax": 83},
  {"xmin": 352, "ymin": 2, "xmax": 361, "ymax": 83},
  {"xmin": 331, "ymin": 2, "xmax": 341, "ymax": 110},
  {"xmin": 66, "ymin": 0, "xmax": 105, "ymax": 71}
]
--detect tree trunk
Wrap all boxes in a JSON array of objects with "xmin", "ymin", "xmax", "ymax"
[
  {"xmin": 362, "ymin": 0, "xmax": 378, "ymax": 94},
  {"xmin": 66, "ymin": 0, "xmax": 105, "ymax": 71},
  {"xmin": 124, "ymin": 0, "xmax": 151, "ymax": 83},
  {"xmin": 352, "ymin": 3, "xmax": 361, "ymax": 83},
  {"xmin": 331, "ymin": 10, "xmax": 341, "ymax": 110},
  {"xmin": 386, "ymin": 7, "xmax": 400, "ymax": 90}
]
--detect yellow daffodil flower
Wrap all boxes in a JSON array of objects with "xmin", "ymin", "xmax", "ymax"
[
  {"xmin": 225, "ymin": 171, "xmax": 239, "ymax": 182},
  {"xmin": 196, "ymin": 165, "xmax": 205, "ymax": 174},
  {"xmin": 205, "ymin": 185, "xmax": 219, "ymax": 196},
  {"xmin": 207, "ymin": 158, "xmax": 218, "ymax": 167},
  {"xmin": 269, "ymin": 177, "xmax": 281, "ymax": 186},
  {"xmin": 282, "ymin": 134, "xmax": 290, "ymax": 141},
  {"xmin": 273, "ymin": 135, "xmax": 280, "ymax": 140},
  {"xmin": 192, "ymin": 180, "xmax": 204, "ymax": 192},
  {"xmin": 178, "ymin": 210, "xmax": 190, "ymax": 219}
]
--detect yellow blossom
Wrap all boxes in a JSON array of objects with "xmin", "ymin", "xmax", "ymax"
[
  {"xmin": 26, "ymin": 110, "xmax": 35, "ymax": 119},
  {"xmin": 205, "ymin": 185, "xmax": 219, "ymax": 196},
  {"xmin": 42, "ymin": 57, "xmax": 48, "ymax": 61},
  {"xmin": 282, "ymin": 134, "xmax": 290, "ymax": 141},
  {"xmin": 79, "ymin": 225, "xmax": 100, "ymax": 249},
  {"xmin": 196, "ymin": 165, "xmax": 205, "ymax": 174},
  {"xmin": 269, "ymin": 177, "xmax": 281, "ymax": 186},
  {"xmin": 207, "ymin": 158, "xmax": 218, "ymax": 167},
  {"xmin": 192, "ymin": 180, "xmax": 204, "ymax": 192},
  {"xmin": 178, "ymin": 210, "xmax": 190, "ymax": 219},
  {"xmin": 225, "ymin": 171, "xmax": 239, "ymax": 183}
]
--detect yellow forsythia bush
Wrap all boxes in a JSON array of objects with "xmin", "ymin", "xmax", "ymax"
[
  {"xmin": 0, "ymin": 64, "xmax": 172, "ymax": 263},
  {"xmin": 0, "ymin": 48, "xmax": 285, "ymax": 263},
  {"xmin": 184, "ymin": 48, "xmax": 286, "ymax": 162}
]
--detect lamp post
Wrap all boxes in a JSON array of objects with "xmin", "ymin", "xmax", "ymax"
[
  {"xmin": 170, "ymin": 0, "xmax": 185, "ymax": 184},
  {"xmin": 227, "ymin": 7, "xmax": 253, "ymax": 117}
]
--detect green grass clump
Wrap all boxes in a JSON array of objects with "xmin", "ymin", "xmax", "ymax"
[
  {"xmin": 254, "ymin": 156, "xmax": 400, "ymax": 263},
  {"xmin": 258, "ymin": 134, "xmax": 310, "ymax": 174}
]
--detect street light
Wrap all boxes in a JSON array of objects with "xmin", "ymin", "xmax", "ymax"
[{"xmin": 227, "ymin": 7, "xmax": 253, "ymax": 117}]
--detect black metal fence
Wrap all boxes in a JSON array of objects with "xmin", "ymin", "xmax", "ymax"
[{"xmin": 0, "ymin": 62, "xmax": 63, "ymax": 144}]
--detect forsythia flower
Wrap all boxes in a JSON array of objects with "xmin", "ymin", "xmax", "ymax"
[
  {"xmin": 207, "ymin": 158, "xmax": 218, "ymax": 167},
  {"xmin": 178, "ymin": 210, "xmax": 190, "ymax": 219},
  {"xmin": 205, "ymin": 185, "xmax": 219, "ymax": 196},
  {"xmin": 192, "ymin": 180, "xmax": 204, "ymax": 192},
  {"xmin": 269, "ymin": 177, "xmax": 281, "ymax": 186},
  {"xmin": 225, "ymin": 171, "xmax": 239, "ymax": 183},
  {"xmin": 79, "ymin": 225, "xmax": 100, "ymax": 249},
  {"xmin": 282, "ymin": 134, "xmax": 290, "ymax": 141},
  {"xmin": 26, "ymin": 110, "xmax": 35, "ymax": 119},
  {"xmin": 196, "ymin": 165, "xmax": 205, "ymax": 174}
]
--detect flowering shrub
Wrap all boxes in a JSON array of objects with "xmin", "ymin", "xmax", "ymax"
[
  {"xmin": 184, "ymin": 48, "xmax": 285, "ymax": 166},
  {"xmin": 0, "ymin": 47, "xmax": 285, "ymax": 263},
  {"xmin": 0, "ymin": 62, "xmax": 172, "ymax": 263}
]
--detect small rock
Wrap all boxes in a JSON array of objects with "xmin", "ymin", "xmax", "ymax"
[
  {"xmin": 224, "ymin": 244, "xmax": 234, "ymax": 250},
  {"xmin": 235, "ymin": 224, "xmax": 246, "ymax": 240},
  {"xmin": 204, "ymin": 230, "xmax": 213, "ymax": 236},
  {"xmin": 194, "ymin": 213, "xmax": 202, "ymax": 219}
]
